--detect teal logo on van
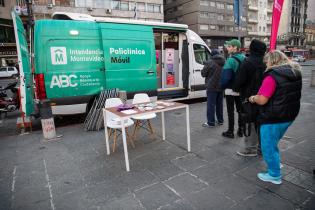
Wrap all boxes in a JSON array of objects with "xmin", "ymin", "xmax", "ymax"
[{"xmin": 51, "ymin": 47, "xmax": 67, "ymax": 65}]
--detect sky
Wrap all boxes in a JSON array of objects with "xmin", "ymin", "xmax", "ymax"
[{"xmin": 307, "ymin": 0, "xmax": 315, "ymax": 21}]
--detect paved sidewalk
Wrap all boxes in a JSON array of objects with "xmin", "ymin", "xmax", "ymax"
[{"xmin": 0, "ymin": 63, "xmax": 315, "ymax": 210}]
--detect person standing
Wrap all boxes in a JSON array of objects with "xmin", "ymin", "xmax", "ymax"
[
  {"xmin": 201, "ymin": 50, "xmax": 226, "ymax": 127},
  {"xmin": 233, "ymin": 39, "xmax": 267, "ymax": 156},
  {"xmin": 220, "ymin": 39, "xmax": 245, "ymax": 138},
  {"xmin": 249, "ymin": 50, "xmax": 302, "ymax": 184}
]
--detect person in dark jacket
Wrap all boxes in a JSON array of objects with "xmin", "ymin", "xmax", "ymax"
[
  {"xmin": 233, "ymin": 39, "xmax": 267, "ymax": 156},
  {"xmin": 248, "ymin": 50, "xmax": 302, "ymax": 184},
  {"xmin": 220, "ymin": 39, "xmax": 245, "ymax": 138},
  {"xmin": 201, "ymin": 49, "xmax": 226, "ymax": 127}
]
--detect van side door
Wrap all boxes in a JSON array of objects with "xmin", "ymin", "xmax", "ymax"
[{"xmin": 100, "ymin": 23, "xmax": 156, "ymax": 98}]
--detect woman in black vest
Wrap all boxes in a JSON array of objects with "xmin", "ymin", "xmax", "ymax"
[{"xmin": 248, "ymin": 50, "xmax": 302, "ymax": 184}]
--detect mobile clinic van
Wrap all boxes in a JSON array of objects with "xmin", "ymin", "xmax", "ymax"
[{"xmin": 12, "ymin": 12, "xmax": 211, "ymax": 116}]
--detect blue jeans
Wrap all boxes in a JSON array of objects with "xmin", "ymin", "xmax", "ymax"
[
  {"xmin": 260, "ymin": 122, "xmax": 292, "ymax": 177},
  {"xmin": 206, "ymin": 90, "xmax": 223, "ymax": 125}
]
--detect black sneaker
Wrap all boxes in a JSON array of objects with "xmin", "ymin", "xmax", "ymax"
[
  {"xmin": 237, "ymin": 128, "xmax": 244, "ymax": 137},
  {"xmin": 202, "ymin": 122, "xmax": 215, "ymax": 128},
  {"xmin": 216, "ymin": 121, "xmax": 224, "ymax": 126},
  {"xmin": 222, "ymin": 130, "xmax": 234, "ymax": 138}
]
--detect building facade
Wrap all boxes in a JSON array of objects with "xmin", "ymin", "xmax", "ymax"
[
  {"xmin": 0, "ymin": 0, "xmax": 20, "ymax": 66},
  {"xmin": 32, "ymin": 0, "xmax": 164, "ymax": 22},
  {"xmin": 0, "ymin": 0, "xmax": 164, "ymax": 66},
  {"xmin": 164, "ymin": 0, "xmax": 248, "ymax": 49},
  {"xmin": 278, "ymin": 0, "xmax": 308, "ymax": 48},
  {"xmin": 305, "ymin": 23, "xmax": 315, "ymax": 51},
  {"xmin": 245, "ymin": 0, "xmax": 272, "ymax": 47}
]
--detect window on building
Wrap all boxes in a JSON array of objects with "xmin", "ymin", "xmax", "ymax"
[
  {"xmin": 200, "ymin": 0, "xmax": 209, "ymax": 6},
  {"xmin": 263, "ymin": 27, "xmax": 265, "ymax": 32},
  {"xmin": 218, "ymin": 25, "xmax": 225, "ymax": 31},
  {"xmin": 193, "ymin": 44, "xmax": 211, "ymax": 64},
  {"xmin": 209, "ymin": 13, "xmax": 216, "ymax": 19},
  {"xmin": 177, "ymin": 5, "xmax": 183, "ymax": 10},
  {"xmin": 121, "ymin": 1, "xmax": 129, "ymax": 11},
  {"xmin": 210, "ymin": 2, "xmax": 215, "ymax": 7},
  {"xmin": 217, "ymin": 15, "xmax": 224, "ymax": 21},
  {"xmin": 154, "ymin": 4, "xmax": 161, "ymax": 13},
  {"xmin": 225, "ymin": 15, "xmax": 234, "ymax": 21},
  {"xmin": 111, "ymin": 0, "xmax": 120, "ymax": 9},
  {"xmin": 210, "ymin": 25, "xmax": 216, "ymax": 30},
  {"xmin": 0, "ymin": 0, "xmax": 4, "ymax": 7},
  {"xmin": 259, "ymin": 26, "xmax": 261, "ymax": 31},
  {"xmin": 228, "ymin": 26, "xmax": 234, "ymax": 32},
  {"xmin": 148, "ymin": 4, "xmax": 154, "ymax": 12},
  {"xmin": 216, "ymin": 3, "xmax": 224, "ymax": 9},
  {"xmin": 94, "ymin": 0, "xmax": 105, "ymax": 8},
  {"xmin": 227, "ymin": 4, "xmax": 233, "ymax": 10},
  {"xmin": 137, "ymin": 2, "xmax": 146, "ymax": 11},
  {"xmin": 129, "ymin": 2, "xmax": 136, "ymax": 10},
  {"xmin": 200, "ymin": 12, "xmax": 208, "ymax": 18},
  {"xmin": 200, "ymin": 24, "xmax": 209, "ymax": 30}
]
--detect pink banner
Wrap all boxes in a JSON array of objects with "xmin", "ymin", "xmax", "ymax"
[{"xmin": 269, "ymin": 0, "xmax": 284, "ymax": 50}]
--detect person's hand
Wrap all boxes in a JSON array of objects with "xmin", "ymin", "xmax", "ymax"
[{"xmin": 249, "ymin": 95, "xmax": 256, "ymax": 103}]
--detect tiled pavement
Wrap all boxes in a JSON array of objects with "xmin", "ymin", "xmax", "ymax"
[{"xmin": 0, "ymin": 62, "xmax": 314, "ymax": 210}]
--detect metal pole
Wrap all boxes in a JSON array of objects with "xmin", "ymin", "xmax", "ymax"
[{"xmin": 237, "ymin": 0, "xmax": 241, "ymax": 42}]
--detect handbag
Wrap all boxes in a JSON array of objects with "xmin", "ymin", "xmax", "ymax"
[{"xmin": 240, "ymin": 99, "xmax": 259, "ymax": 137}]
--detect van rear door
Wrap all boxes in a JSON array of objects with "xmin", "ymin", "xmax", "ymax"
[
  {"xmin": 100, "ymin": 23, "xmax": 156, "ymax": 97},
  {"xmin": 11, "ymin": 11, "xmax": 34, "ymax": 116}
]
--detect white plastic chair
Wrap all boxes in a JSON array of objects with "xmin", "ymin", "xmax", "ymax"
[
  {"xmin": 105, "ymin": 98, "xmax": 135, "ymax": 153},
  {"xmin": 132, "ymin": 93, "xmax": 157, "ymax": 139}
]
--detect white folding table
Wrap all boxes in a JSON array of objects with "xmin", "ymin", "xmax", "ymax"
[{"xmin": 103, "ymin": 101, "xmax": 190, "ymax": 171}]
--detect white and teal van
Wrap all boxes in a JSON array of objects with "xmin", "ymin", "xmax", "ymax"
[{"xmin": 12, "ymin": 12, "xmax": 211, "ymax": 116}]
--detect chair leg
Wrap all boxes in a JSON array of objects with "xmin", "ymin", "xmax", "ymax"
[
  {"xmin": 112, "ymin": 129, "xmax": 117, "ymax": 153},
  {"xmin": 126, "ymin": 129, "xmax": 135, "ymax": 148},
  {"xmin": 132, "ymin": 120, "xmax": 140, "ymax": 140},
  {"xmin": 147, "ymin": 120, "xmax": 155, "ymax": 139},
  {"xmin": 108, "ymin": 128, "xmax": 112, "ymax": 139}
]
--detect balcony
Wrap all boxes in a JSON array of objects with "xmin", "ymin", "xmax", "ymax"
[
  {"xmin": 248, "ymin": 5, "xmax": 258, "ymax": 11},
  {"xmin": 248, "ymin": 31, "xmax": 260, "ymax": 36},
  {"xmin": 248, "ymin": 18, "xmax": 258, "ymax": 23}
]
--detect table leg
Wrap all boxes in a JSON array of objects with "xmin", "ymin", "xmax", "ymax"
[
  {"xmin": 161, "ymin": 111, "xmax": 165, "ymax": 140},
  {"xmin": 121, "ymin": 119, "xmax": 130, "ymax": 172},
  {"xmin": 103, "ymin": 109, "xmax": 110, "ymax": 155},
  {"xmin": 186, "ymin": 106, "xmax": 191, "ymax": 152}
]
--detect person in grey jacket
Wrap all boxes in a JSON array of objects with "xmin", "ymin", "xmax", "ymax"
[{"xmin": 201, "ymin": 50, "xmax": 226, "ymax": 127}]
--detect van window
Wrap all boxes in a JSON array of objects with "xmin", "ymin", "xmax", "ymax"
[
  {"xmin": 193, "ymin": 44, "xmax": 210, "ymax": 64},
  {"xmin": 8, "ymin": 67, "xmax": 15, "ymax": 71},
  {"xmin": 0, "ymin": 67, "xmax": 6, "ymax": 72}
]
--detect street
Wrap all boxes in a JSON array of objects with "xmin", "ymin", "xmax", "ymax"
[{"xmin": 0, "ymin": 60, "xmax": 314, "ymax": 210}]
